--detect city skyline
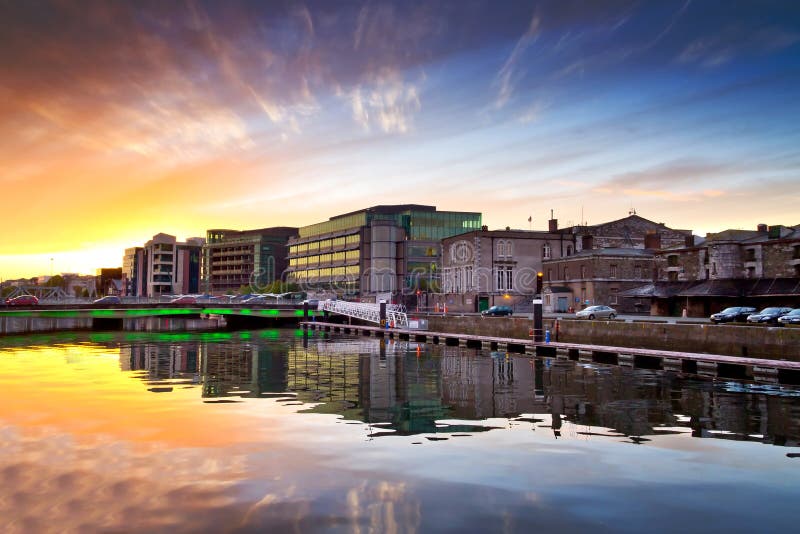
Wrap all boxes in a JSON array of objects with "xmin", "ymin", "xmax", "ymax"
[{"xmin": 1, "ymin": 1, "xmax": 799, "ymax": 279}]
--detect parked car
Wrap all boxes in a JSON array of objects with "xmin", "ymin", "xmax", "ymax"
[
  {"xmin": 169, "ymin": 295, "xmax": 197, "ymax": 304},
  {"xmin": 777, "ymin": 309, "xmax": 800, "ymax": 326},
  {"xmin": 93, "ymin": 295, "xmax": 121, "ymax": 305},
  {"xmin": 709, "ymin": 306, "xmax": 757, "ymax": 324},
  {"xmin": 482, "ymin": 305, "xmax": 513, "ymax": 317},
  {"xmin": 575, "ymin": 305, "xmax": 617, "ymax": 320},
  {"xmin": 5, "ymin": 295, "xmax": 39, "ymax": 306},
  {"xmin": 746, "ymin": 307, "xmax": 793, "ymax": 324}
]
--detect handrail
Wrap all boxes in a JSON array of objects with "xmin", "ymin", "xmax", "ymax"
[{"xmin": 320, "ymin": 300, "xmax": 408, "ymax": 328}]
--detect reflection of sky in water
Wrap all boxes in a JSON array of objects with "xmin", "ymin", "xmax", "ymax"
[{"xmin": 1, "ymin": 331, "xmax": 799, "ymax": 532}]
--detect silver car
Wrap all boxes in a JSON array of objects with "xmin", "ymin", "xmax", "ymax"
[{"xmin": 575, "ymin": 305, "xmax": 617, "ymax": 320}]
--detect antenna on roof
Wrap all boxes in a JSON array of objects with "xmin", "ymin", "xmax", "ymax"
[{"xmin": 629, "ymin": 206, "xmax": 637, "ymax": 216}]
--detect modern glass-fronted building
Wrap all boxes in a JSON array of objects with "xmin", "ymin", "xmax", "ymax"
[{"xmin": 286, "ymin": 205, "xmax": 482, "ymax": 299}]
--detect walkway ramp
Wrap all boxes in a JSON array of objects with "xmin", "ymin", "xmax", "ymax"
[{"xmin": 320, "ymin": 300, "xmax": 408, "ymax": 328}]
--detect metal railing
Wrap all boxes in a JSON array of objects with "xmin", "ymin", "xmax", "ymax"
[{"xmin": 320, "ymin": 300, "xmax": 408, "ymax": 328}]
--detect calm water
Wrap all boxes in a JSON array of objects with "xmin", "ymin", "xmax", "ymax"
[{"xmin": 1, "ymin": 329, "xmax": 799, "ymax": 533}]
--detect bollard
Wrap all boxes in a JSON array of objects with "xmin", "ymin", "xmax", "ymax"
[{"xmin": 545, "ymin": 329, "xmax": 551, "ymax": 344}]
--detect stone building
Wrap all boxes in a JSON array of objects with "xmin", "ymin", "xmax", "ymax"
[
  {"xmin": 541, "ymin": 214, "xmax": 693, "ymax": 314},
  {"xmin": 542, "ymin": 248, "xmax": 655, "ymax": 313},
  {"xmin": 564, "ymin": 213, "xmax": 693, "ymax": 253},
  {"xmin": 438, "ymin": 218, "xmax": 572, "ymax": 313},
  {"xmin": 628, "ymin": 224, "xmax": 800, "ymax": 316}
]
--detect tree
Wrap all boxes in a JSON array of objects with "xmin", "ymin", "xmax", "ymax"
[{"xmin": 44, "ymin": 274, "xmax": 65, "ymax": 288}]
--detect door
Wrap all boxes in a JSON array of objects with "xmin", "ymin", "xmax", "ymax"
[
  {"xmin": 478, "ymin": 296, "xmax": 489, "ymax": 312},
  {"xmin": 557, "ymin": 297, "xmax": 568, "ymax": 313}
]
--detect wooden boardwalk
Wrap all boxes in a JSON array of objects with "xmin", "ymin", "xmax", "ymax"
[{"xmin": 301, "ymin": 321, "xmax": 800, "ymax": 386}]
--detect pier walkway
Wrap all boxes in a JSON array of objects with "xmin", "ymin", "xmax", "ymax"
[{"xmin": 302, "ymin": 321, "xmax": 800, "ymax": 386}]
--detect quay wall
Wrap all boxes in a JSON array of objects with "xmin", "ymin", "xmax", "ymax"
[{"xmin": 424, "ymin": 316, "xmax": 800, "ymax": 361}]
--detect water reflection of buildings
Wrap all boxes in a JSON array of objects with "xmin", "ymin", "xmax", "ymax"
[{"xmin": 120, "ymin": 332, "xmax": 800, "ymax": 444}]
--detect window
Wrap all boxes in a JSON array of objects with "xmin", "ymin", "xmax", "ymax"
[
  {"xmin": 563, "ymin": 267, "xmax": 569, "ymax": 280},
  {"xmin": 497, "ymin": 240, "xmax": 513, "ymax": 258},
  {"xmin": 610, "ymin": 264, "xmax": 617, "ymax": 278},
  {"xmin": 667, "ymin": 255, "xmax": 679, "ymax": 267},
  {"xmin": 496, "ymin": 266, "xmax": 513, "ymax": 291},
  {"xmin": 543, "ymin": 243, "xmax": 551, "ymax": 260},
  {"xmin": 634, "ymin": 265, "xmax": 642, "ymax": 279},
  {"xmin": 547, "ymin": 268, "xmax": 552, "ymax": 281},
  {"xmin": 745, "ymin": 248, "xmax": 756, "ymax": 262},
  {"xmin": 746, "ymin": 267, "xmax": 755, "ymax": 278},
  {"xmin": 581, "ymin": 265, "xmax": 587, "ymax": 279},
  {"xmin": 566, "ymin": 245, "xmax": 573, "ymax": 256},
  {"xmin": 610, "ymin": 288, "xmax": 619, "ymax": 305},
  {"xmin": 668, "ymin": 271, "xmax": 678, "ymax": 281}
]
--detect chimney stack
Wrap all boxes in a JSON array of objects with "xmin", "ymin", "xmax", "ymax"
[{"xmin": 757, "ymin": 224, "xmax": 768, "ymax": 232}]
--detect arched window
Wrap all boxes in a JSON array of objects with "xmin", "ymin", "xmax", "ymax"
[
  {"xmin": 497, "ymin": 240, "xmax": 512, "ymax": 258},
  {"xmin": 566, "ymin": 245, "xmax": 573, "ymax": 256}
]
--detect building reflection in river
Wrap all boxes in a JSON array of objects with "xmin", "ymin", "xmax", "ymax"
[{"xmin": 121, "ymin": 331, "xmax": 800, "ymax": 445}]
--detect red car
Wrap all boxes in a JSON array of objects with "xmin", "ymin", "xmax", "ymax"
[{"xmin": 5, "ymin": 295, "xmax": 39, "ymax": 306}]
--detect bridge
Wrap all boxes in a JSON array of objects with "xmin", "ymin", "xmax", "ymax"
[
  {"xmin": 0, "ymin": 303, "xmax": 321, "ymax": 320},
  {"xmin": 0, "ymin": 303, "xmax": 327, "ymax": 335},
  {"xmin": 320, "ymin": 300, "xmax": 409, "ymax": 328}
]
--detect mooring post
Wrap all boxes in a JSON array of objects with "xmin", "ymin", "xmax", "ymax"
[{"xmin": 532, "ymin": 298, "xmax": 543, "ymax": 343}]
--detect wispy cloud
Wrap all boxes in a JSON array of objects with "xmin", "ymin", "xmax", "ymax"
[
  {"xmin": 494, "ymin": 12, "xmax": 541, "ymax": 109},
  {"xmin": 348, "ymin": 69, "xmax": 423, "ymax": 133}
]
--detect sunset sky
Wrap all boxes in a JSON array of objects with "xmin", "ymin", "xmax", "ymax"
[{"xmin": 1, "ymin": 0, "xmax": 798, "ymax": 279}]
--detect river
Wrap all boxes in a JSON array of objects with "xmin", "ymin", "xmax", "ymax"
[{"xmin": 1, "ymin": 328, "xmax": 798, "ymax": 532}]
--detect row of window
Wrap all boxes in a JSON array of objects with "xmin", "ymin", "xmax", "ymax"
[
  {"xmin": 442, "ymin": 267, "xmax": 514, "ymax": 292},
  {"xmin": 289, "ymin": 250, "xmax": 360, "ymax": 267},
  {"xmin": 289, "ymin": 266, "xmax": 361, "ymax": 280},
  {"xmin": 289, "ymin": 234, "xmax": 360, "ymax": 255},
  {"xmin": 545, "ymin": 264, "xmax": 643, "ymax": 281}
]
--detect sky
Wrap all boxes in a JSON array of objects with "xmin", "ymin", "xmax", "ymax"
[{"xmin": 1, "ymin": 0, "xmax": 799, "ymax": 279}]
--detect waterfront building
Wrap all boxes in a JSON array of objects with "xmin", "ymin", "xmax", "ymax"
[
  {"xmin": 122, "ymin": 247, "xmax": 144, "ymax": 297},
  {"xmin": 286, "ymin": 205, "xmax": 482, "ymax": 300},
  {"xmin": 122, "ymin": 234, "xmax": 204, "ymax": 298},
  {"xmin": 624, "ymin": 224, "xmax": 800, "ymax": 316},
  {"xmin": 542, "ymin": 248, "xmax": 655, "ymax": 314},
  {"xmin": 202, "ymin": 227, "xmax": 298, "ymax": 295},
  {"xmin": 541, "ymin": 213, "xmax": 692, "ymax": 314},
  {"xmin": 563, "ymin": 213, "xmax": 693, "ymax": 253},
  {"xmin": 438, "ymin": 217, "xmax": 572, "ymax": 313}
]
